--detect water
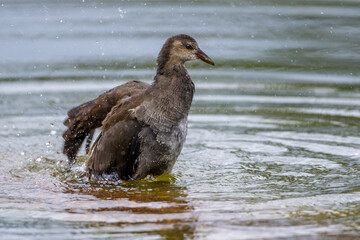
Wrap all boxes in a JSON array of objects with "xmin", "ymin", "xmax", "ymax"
[{"xmin": 1, "ymin": 0, "xmax": 360, "ymax": 239}]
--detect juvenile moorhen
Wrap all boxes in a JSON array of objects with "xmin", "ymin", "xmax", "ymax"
[{"xmin": 63, "ymin": 34, "xmax": 214, "ymax": 180}]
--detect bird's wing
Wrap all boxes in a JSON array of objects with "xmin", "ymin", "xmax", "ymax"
[
  {"xmin": 62, "ymin": 80, "xmax": 149, "ymax": 162},
  {"xmin": 86, "ymin": 91, "xmax": 148, "ymax": 179},
  {"xmin": 130, "ymin": 99, "xmax": 180, "ymax": 133},
  {"xmin": 86, "ymin": 116, "xmax": 142, "ymax": 180}
]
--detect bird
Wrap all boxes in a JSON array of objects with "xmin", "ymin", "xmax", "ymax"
[{"xmin": 62, "ymin": 34, "xmax": 214, "ymax": 180}]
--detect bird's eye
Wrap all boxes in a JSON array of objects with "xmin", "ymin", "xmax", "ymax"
[{"xmin": 185, "ymin": 44, "xmax": 193, "ymax": 50}]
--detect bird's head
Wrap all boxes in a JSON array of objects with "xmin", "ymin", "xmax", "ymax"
[{"xmin": 157, "ymin": 34, "xmax": 214, "ymax": 73}]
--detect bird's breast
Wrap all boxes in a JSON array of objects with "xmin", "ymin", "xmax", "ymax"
[
  {"xmin": 156, "ymin": 118, "xmax": 188, "ymax": 151},
  {"xmin": 154, "ymin": 118, "xmax": 188, "ymax": 172}
]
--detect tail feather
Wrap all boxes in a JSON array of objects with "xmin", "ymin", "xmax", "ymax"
[{"xmin": 62, "ymin": 100, "xmax": 101, "ymax": 162}]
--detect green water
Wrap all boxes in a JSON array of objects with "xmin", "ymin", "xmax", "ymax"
[{"xmin": 0, "ymin": 0, "xmax": 359, "ymax": 239}]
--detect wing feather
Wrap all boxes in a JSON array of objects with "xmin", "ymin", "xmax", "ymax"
[
  {"xmin": 62, "ymin": 81, "xmax": 149, "ymax": 162},
  {"xmin": 86, "ymin": 118, "xmax": 142, "ymax": 180}
]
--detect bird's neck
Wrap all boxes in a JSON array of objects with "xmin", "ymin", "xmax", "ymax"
[
  {"xmin": 156, "ymin": 61, "xmax": 187, "ymax": 79},
  {"xmin": 153, "ymin": 49, "xmax": 194, "ymax": 109},
  {"xmin": 152, "ymin": 62, "xmax": 193, "ymax": 94},
  {"xmin": 156, "ymin": 54, "xmax": 186, "ymax": 76},
  {"xmin": 147, "ymin": 62, "xmax": 195, "ymax": 124}
]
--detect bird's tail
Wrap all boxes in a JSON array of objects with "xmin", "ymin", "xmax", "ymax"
[{"xmin": 62, "ymin": 100, "xmax": 99, "ymax": 163}]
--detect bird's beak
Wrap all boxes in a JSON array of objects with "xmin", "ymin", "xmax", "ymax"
[{"xmin": 196, "ymin": 49, "xmax": 215, "ymax": 66}]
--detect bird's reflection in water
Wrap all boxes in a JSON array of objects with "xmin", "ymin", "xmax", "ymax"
[{"xmin": 63, "ymin": 176, "xmax": 196, "ymax": 240}]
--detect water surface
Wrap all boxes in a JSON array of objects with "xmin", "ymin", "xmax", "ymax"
[{"xmin": 1, "ymin": 0, "xmax": 360, "ymax": 239}]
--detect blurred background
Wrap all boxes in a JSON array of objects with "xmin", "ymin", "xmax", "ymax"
[{"xmin": 0, "ymin": 0, "xmax": 359, "ymax": 239}]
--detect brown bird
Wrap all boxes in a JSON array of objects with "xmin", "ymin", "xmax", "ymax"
[{"xmin": 62, "ymin": 34, "xmax": 214, "ymax": 180}]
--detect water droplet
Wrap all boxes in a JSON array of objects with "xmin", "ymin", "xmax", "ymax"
[
  {"xmin": 117, "ymin": 8, "xmax": 126, "ymax": 19},
  {"xmin": 50, "ymin": 130, "xmax": 56, "ymax": 135},
  {"xmin": 60, "ymin": 19, "xmax": 63, "ymax": 23},
  {"xmin": 20, "ymin": 152, "xmax": 25, "ymax": 156}
]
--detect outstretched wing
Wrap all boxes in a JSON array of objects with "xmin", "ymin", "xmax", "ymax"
[{"xmin": 62, "ymin": 80, "xmax": 149, "ymax": 162}]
